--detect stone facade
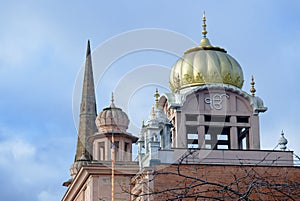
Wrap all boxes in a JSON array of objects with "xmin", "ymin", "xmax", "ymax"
[{"xmin": 63, "ymin": 163, "xmax": 139, "ymax": 201}]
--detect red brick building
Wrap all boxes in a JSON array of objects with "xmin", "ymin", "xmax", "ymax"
[{"xmin": 131, "ymin": 164, "xmax": 300, "ymax": 200}]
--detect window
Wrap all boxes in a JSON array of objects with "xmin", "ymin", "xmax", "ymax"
[
  {"xmin": 124, "ymin": 142, "xmax": 129, "ymax": 152},
  {"xmin": 188, "ymin": 144, "xmax": 199, "ymax": 148},
  {"xmin": 111, "ymin": 141, "xmax": 119, "ymax": 161},
  {"xmin": 124, "ymin": 142, "xmax": 130, "ymax": 161},
  {"xmin": 238, "ymin": 127, "xmax": 249, "ymax": 149},
  {"xmin": 205, "ymin": 134, "xmax": 211, "ymax": 140},
  {"xmin": 217, "ymin": 134, "xmax": 228, "ymax": 141},
  {"xmin": 205, "ymin": 144, "xmax": 211, "ymax": 149},
  {"xmin": 241, "ymin": 138, "xmax": 247, "ymax": 149},
  {"xmin": 205, "ymin": 115, "xmax": 230, "ymax": 122},
  {"xmin": 187, "ymin": 126, "xmax": 198, "ymax": 148},
  {"xmin": 99, "ymin": 142, "xmax": 105, "ymax": 160},
  {"xmin": 205, "ymin": 126, "xmax": 230, "ymax": 150},
  {"xmin": 217, "ymin": 144, "xmax": 228, "ymax": 149},
  {"xmin": 237, "ymin": 116, "xmax": 249, "ymax": 123}
]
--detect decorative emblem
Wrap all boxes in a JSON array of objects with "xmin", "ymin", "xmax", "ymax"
[{"xmin": 204, "ymin": 94, "xmax": 229, "ymax": 110}]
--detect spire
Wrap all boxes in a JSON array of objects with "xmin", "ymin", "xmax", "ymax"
[
  {"xmin": 110, "ymin": 92, "xmax": 115, "ymax": 108},
  {"xmin": 154, "ymin": 88, "xmax": 160, "ymax": 108},
  {"xmin": 86, "ymin": 40, "xmax": 91, "ymax": 57},
  {"xmin": 75, "ymin": 40, "xmax": 98, "ymax": 162},
  {"xmin": 250, "ymin": 75, "xmax": 256, "ymax": 96},
  {"xmin": 199, "ymin": 11, "xmax": 212, "ymax": 47},
  {"xmin": 202, "ymin": 11, "xmax": 208, "ymax": 38}
]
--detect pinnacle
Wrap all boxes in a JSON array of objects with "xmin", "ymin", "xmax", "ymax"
[{"xmin": 86, "ymin": 40, "xmax": 91, "ymax": 57}]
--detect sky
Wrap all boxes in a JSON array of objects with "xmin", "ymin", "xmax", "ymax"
[{"xmin": 0, "ymin": 1, "xmax": 300, "ymax": 200}]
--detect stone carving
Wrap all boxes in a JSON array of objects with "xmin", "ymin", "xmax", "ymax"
[{"xmin": 205, "ymin": 94, "xmax": 229, "ymax": 110}]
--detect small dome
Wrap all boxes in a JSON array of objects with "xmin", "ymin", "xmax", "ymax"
[
  {"xmin": 278, "ymin": 130, "xmax": 288, "ymax": 151},
  {"xmin": 70, "ymin": 154, "xmax": 89, "ymax": 179},
  {"xmin": 169, "ymin": 14, "xmax": 244, "ymax": 92},
  {"xmin": 95, "ymin": 94, "xmax": 129, "ymax": 133}
]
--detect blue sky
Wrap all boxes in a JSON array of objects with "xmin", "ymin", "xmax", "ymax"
[{"xmin": 0, "ymin": 1, "xmax": 300, "ymax": 200}]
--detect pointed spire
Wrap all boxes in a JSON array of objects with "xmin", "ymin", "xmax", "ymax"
[
  {"xmin": 110, "ymin": 92, "xmax": 115, "ymax": 108},
  {"xmin": 86, "ymin": 40, "xmax": 91, "ymax": 57},
  {"xmin": 202, "ymin": 11, "xmax": 208, "ymax": 38},
  {"xmin": 154, "ymin": 88, "xmax": 160, "ymax": 108},
  {"xmin": 75, "ymin": 40, "xmax": 98, "ymax": 162},
  {"xmin": 250, "ymin": 75, "xmax": 256, "ymax": 96},
  {"xmin": 199, "ymin": 11, "xmax": 212, "ymax": 47}
]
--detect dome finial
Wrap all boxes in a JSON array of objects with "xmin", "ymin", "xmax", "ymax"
[
  {"xmin": 110, "ymin": 92, "xmax": 115, "ymax": 107},
  {"xmin": 151, "ymin": 106, "xmax": 155, "ymax": 118},
  {"xmin": 199, "ymin": 11, "xmax": 212, "ymax": 47},
  {"xmin": 154, "ymin": 88, "xmax": 160, "ymax": 108},
  {"xmin": 202, "ymin": 11, "xmax": 208, "ymax": 38},
  {"xmin": 278, "ymin": 130, "xmax": 288, "ymax": 151},
  {"xmin": 250, "ymin": 75, "xmax": 256, "ymax": 96}
]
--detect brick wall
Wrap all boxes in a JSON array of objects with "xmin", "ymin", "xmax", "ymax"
[{"xmin": 147, "ymin": 164, "xmax": 300, "ymax": 200}]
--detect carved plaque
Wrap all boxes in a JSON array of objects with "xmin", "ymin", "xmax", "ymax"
[{"xmin": 204, "ymin": 94, "xmax": 229, "ymax": 110}]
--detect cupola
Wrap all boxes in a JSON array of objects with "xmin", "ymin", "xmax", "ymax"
[
  {"xmin": 91, "ymin": 93, "xmax": 137, "ymax": 162},
  {"xmin": 169, "ymin": 12, "xmax": 244, "ymax": 92},
  {"xmin": 95, "ymin": 93, "xmax": 129, "ymax": 133}
]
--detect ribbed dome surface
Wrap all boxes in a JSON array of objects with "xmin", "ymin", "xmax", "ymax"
[
  {"xmin": 169, "ymin": 45, "xmax": 244, "ymax": 92},
  {"xmin": 278, "ymin": 131, "xmax": 288, "ymax": 145},
  {"xmin": 95, "ymin": 101, "xmax": 129, "ymax": 133},
  {"xmin": 70, "ymin": 155, "xmax": 89, "ymax": 178}
]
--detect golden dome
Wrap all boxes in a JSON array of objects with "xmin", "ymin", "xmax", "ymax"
[{"xmin": 169, "ymin": 13, "xmax": 244, "ymax": 92}]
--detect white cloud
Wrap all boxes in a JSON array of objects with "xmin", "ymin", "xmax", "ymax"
[
  {"xmin": 2, "ymin": 138, "xmax": 35, "ymax": 161},
  {"xmin": 0, "ymin": 137, "xmax": 35, "ymax": 168},
  {"xmin": 0, "ymin": 126, "xmax": 68, "ymax": 200},
  {"xmin": 0, "ymin": 135, "xmax": 53, "ymax": 183}
]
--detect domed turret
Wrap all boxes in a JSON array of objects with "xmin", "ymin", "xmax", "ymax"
[
  {"xmin": 95, "ymin": 93, "xmax": 129, "ymax": 133},
  {"xmin": 91, "ymin": 93, "xmax": 137, "ymax": 162},
  {"xmin": 169, "ymin": 12, "xmax": 244, "ymax": 92},
  {"xmin": 70, "ymin": 153, "xmax": 89, "ymax": 179},
  {"xmin": 278, "ymin": 130, "xmax": 288, "ymax": 151}
]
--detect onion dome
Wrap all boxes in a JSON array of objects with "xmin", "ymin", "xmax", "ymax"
[
  {"xmin": 95, "ymin": 93, "xmax": 129, "ymax": 133},
  {"xmin": 278, "ymin": 130, "xmax": 288, "ymax": 151},
  {"xmin": 169, "ymin": 12, "xmax": 244, "ymax": 92}
]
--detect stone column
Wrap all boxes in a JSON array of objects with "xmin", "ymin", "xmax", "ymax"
[
  {"xmin": 149, "ymin": 141, "xmax": 160, "ymax": 166},
  {"xmin": 198, "ymin": 126, "xmax": 205, "ymax": 148},
  {"xmin": 249, "ymin": 115, "xmax": 260, "ymax": 149},
  {"xmin": 230, "ymin": 116, "xmax": 238, "ymax": 149},
  {"xmin": 176, "ymin": 110, "xmax": 186, "ymax": 148},
  {"xmin": 198, "ymin": 115, "xmax": 205, "ymax": 148}
]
